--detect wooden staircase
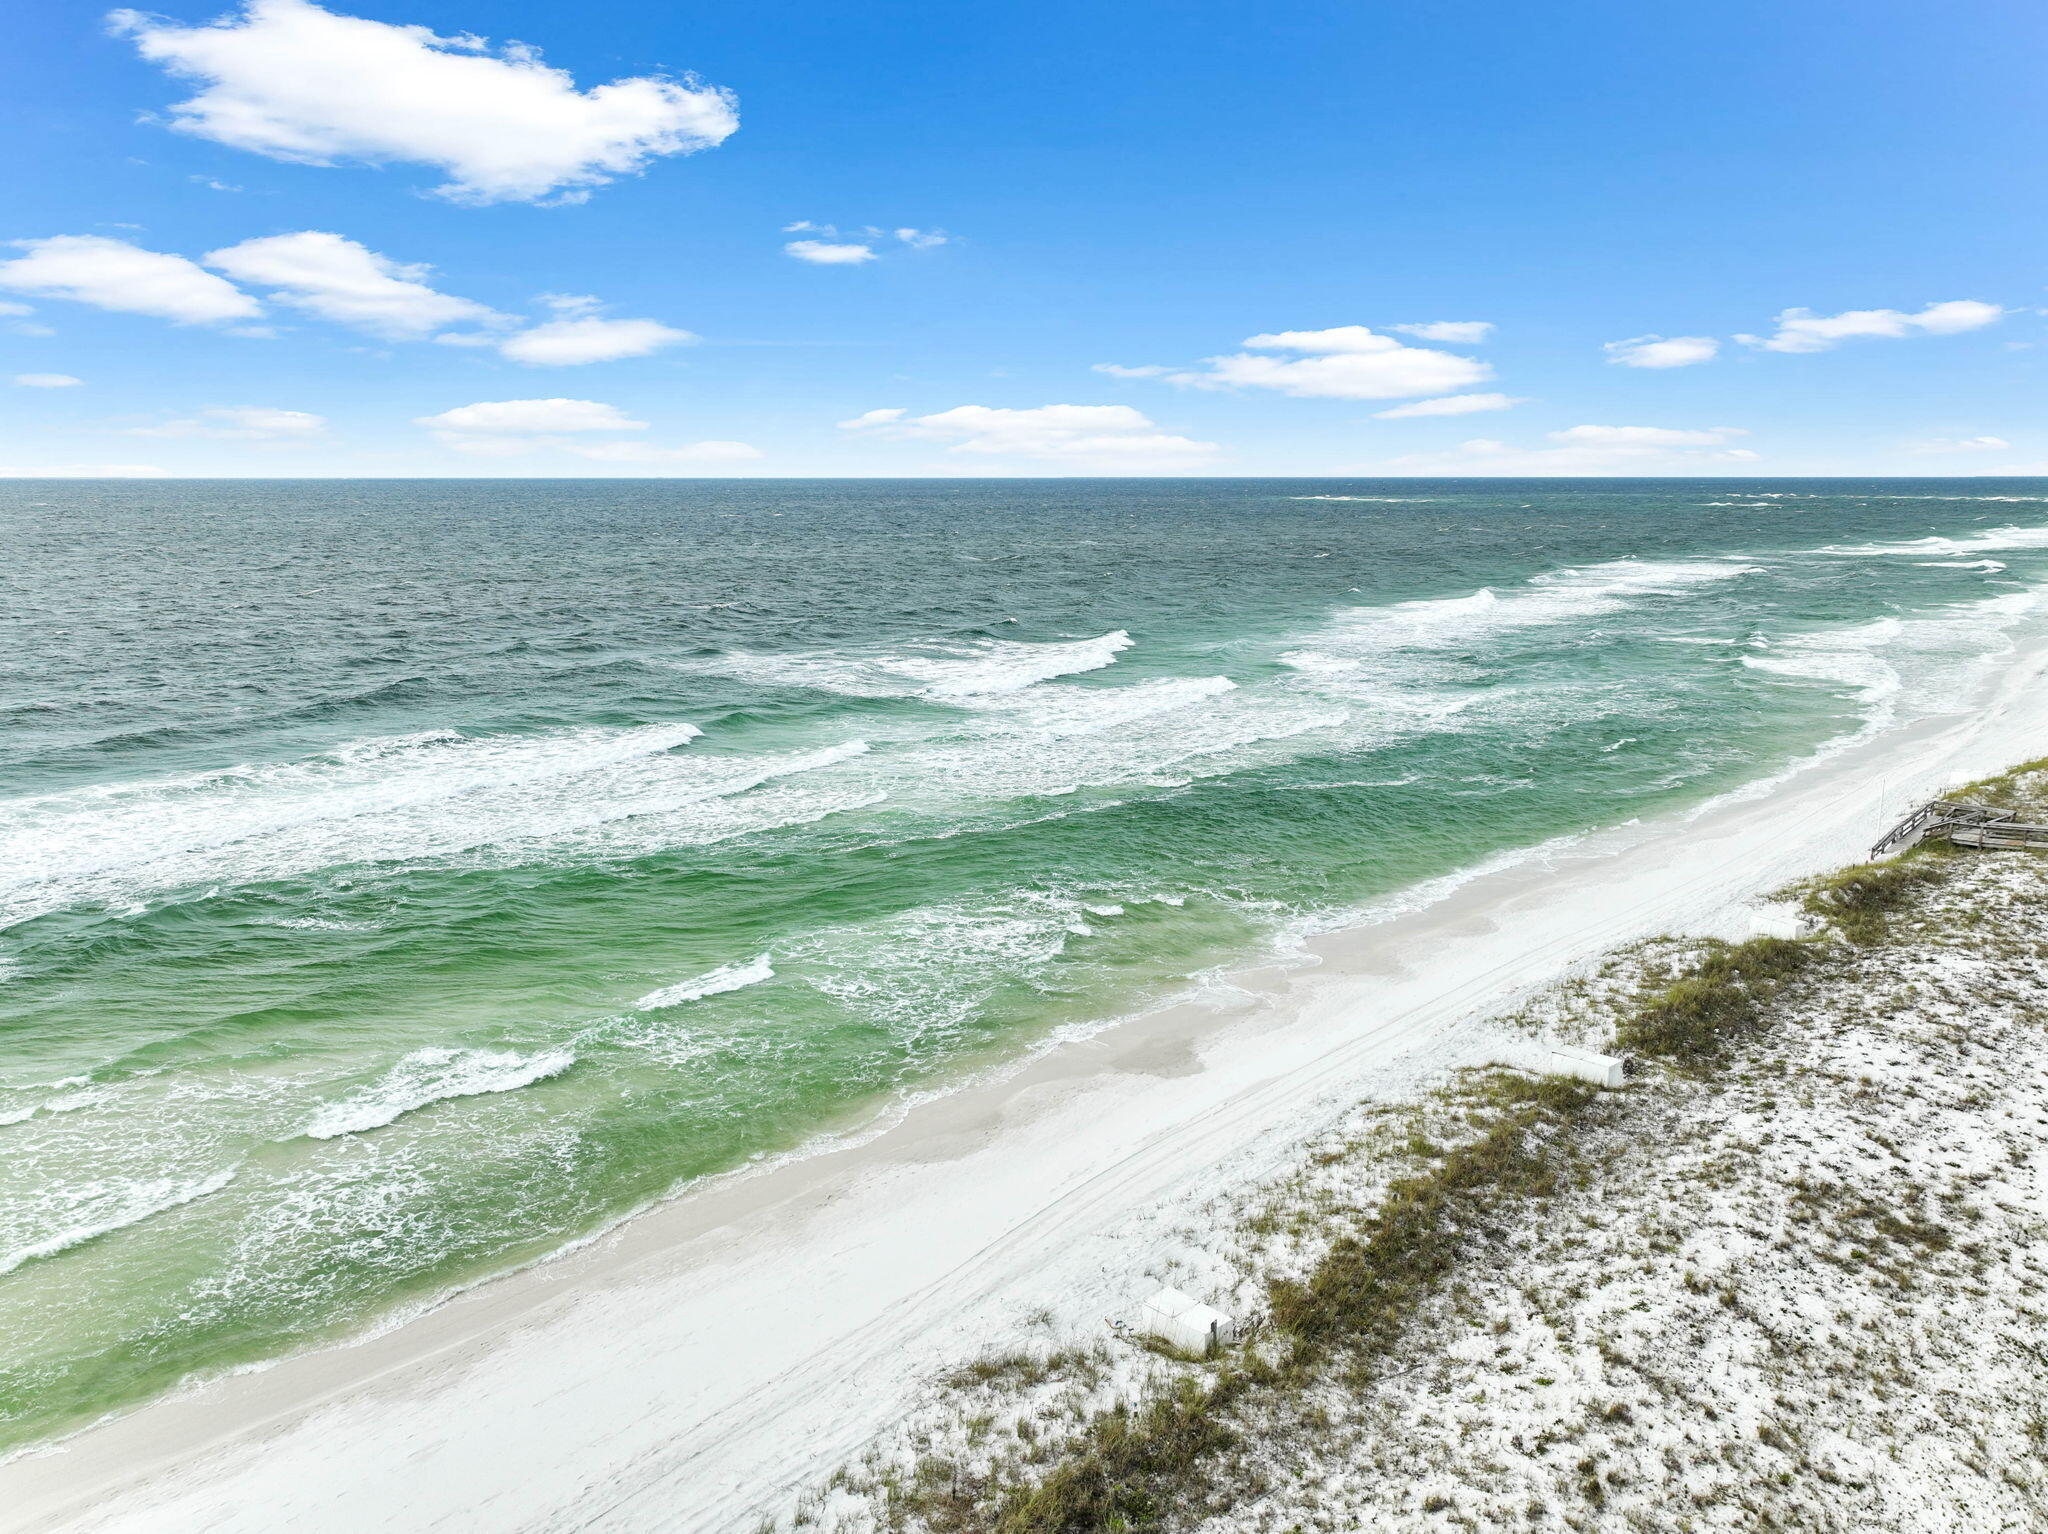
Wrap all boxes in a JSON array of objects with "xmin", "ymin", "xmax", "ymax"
[{"xmin": 1871, "ymin": 799, "xmax": 2048, "ymax": 859}]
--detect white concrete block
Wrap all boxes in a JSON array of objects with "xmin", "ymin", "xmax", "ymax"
[
  {"xmin": 1546, "ymin": 1045, "xmax": 1625, "ymax": 1089},
  {"xmin": 1137, "ymin": 1286, "xmax": 1237, "ymax": 1353}
]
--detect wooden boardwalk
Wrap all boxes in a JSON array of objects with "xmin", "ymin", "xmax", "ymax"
[{"xmin": 1871, "ymin": 799, "xmax": 2048, "ymax": 859}]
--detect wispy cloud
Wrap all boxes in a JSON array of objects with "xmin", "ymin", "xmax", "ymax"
[
  {"xmin": 1379, "ymin": 424, "xmax": 1755, "ymax": 475},
  {"xmin": 1101, "ymin": 325, "xmax": 1492, "ymax": 401},
  {"xmin": 782, "ymin": 223, "xmax": 949, "ymax": 265},
  {"xmin": 493, "ymin": 295, "xmax": 693, "ymax": 364},
  {"xmin": 4, "ymin": 231, "xmax": 686, "ymax": 364},
  {"xmin": 13, "ymin": 373, "xmax": 82, "ymax": 388},
  {"xmin": 207, "ymin": 230, "xmax": 500, "ymax": 337},
  {"xmin": 414, "ymin": 398, "xmax": 646, "ymax": 435},
  {"xmin": 785, "ymin": 239, "xmax": 876, "ymax": 266},
  {"xmin": 1391, "ymin": 321, "xmax": 1493, "ymax": 344},
  {"xmin": 124, "ymin": 405, "xmax": 326, "ymax": 439},
  {"xmin": 1604, "ymin": 334, "xmax": 1719, "ymax": 369},
  {"xmin": 1737, "ymin": 300, "xmax": 2001, "ymax": 354},
  {"xmin": 1372, "ymin": 392, "xmax": 1524, "ymax": 419},
  {"xmin": 414, "ymin": 396, "xmax": 754, "ymax": 463},
  {"xmin": 1907, "ymin": 435, "xmax": 2009, "ymax": 454},
  {"xmin": 838, "ymin": 403, "xmax": 1218, "ymax": 470}
]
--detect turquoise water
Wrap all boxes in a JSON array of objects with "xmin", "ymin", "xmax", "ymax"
[{"xmin": 3, "ymin": 478, "xmax": 2046, "ymax": 1447}]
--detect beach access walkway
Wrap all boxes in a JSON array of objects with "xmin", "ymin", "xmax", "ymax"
[{"xmin": 1871, "ymin": 799, "xmax": 2048, "ymax": 858}]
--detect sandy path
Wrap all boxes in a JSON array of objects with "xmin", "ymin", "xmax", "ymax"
[{"xmin": 5, "ymin": 635, "xmax": 2043, "ymax": 1534}]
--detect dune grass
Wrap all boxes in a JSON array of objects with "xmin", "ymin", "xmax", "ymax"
[{"xmin": 867, "ymin": 769, "xmax": 2045, "ymax": 1533}]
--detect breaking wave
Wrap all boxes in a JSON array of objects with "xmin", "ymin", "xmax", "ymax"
[
  {"xmin": 0, "ymin": 1169, "xmax": 237, "ymax": 1276},
  {"xmin": 303, "ymin": 1047, "xmax": 576, "ymax": 1139},
  {"xmin": 686, "ymin": 631, "xmax": 1134, "ymax": 700},
  {"xmin": 636, "ymin": 955, "xmax": 776, "ymax": 1010}
]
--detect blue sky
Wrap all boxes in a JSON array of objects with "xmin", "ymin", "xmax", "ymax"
[{"xmin": 3, "ymin": 0, "xmax": 2045, "ymax": 476}]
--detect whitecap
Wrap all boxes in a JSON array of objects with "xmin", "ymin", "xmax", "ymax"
[
  {"xmin": 0, "ymin": 1168, "xmax": 237, "ymax": 1275},
  {"xmin": 0, "ymin": 728, "xmax": 874, "ymax": 928},
  {"xmin": 636, "ymin": 955, "xmax": 775, "ymax": 1010},
  {"xmin": 0, "ymin": 1085, "xmax": 115, "ymax": 1128},
  {"xmin": 1818, "ymin": 524, "xmax": 2048, "ymax": 557},
  {"xmin": 303, "ymin": 1047, "xmax": 575, "ymax": 1139},
  {"xmin": 684, "ymin": 631, "xmax": 1134, "ymax": 701}
]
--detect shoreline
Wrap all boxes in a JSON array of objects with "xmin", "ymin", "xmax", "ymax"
[{"xmin": 7, "ymin": 629, "xmax": 2047, "ymax": 1534}]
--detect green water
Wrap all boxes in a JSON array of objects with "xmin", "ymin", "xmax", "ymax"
[{"xmin": 3, "ymin": 478, "xmax": 2045, "ymax": 1448}]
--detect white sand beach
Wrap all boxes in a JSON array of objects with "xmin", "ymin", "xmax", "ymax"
[{"xmin": 5, "ymin": 633, "xmax": 2044, "ymax": 1534}]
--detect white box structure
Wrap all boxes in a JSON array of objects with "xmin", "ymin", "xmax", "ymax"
[
  {"xmin": 1748, "ymin": 908, "xmax": 1818, "ymax": 941},
  {"xmin": 1138, "ymin": 1287, "xmax": 1237, "ymax": 1354},
  {"xmin": 1546, "ymin": 1043, "xmax": 1625, "ymax": 1089}
]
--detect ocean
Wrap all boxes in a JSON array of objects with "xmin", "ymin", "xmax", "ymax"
[{"xmin": 3, "ymin": 477, "xmax": 2045, "ymax": 1449}]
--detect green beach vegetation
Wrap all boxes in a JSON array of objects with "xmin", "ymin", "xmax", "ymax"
[{"xmin": 810, "ymin": 757, "xmax": 2048, "ymax": 1533}]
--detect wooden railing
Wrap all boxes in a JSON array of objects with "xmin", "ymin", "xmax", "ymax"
[{"xmin": 1871, "ymin": 799, "xmax": 2048, "ymax": 858}]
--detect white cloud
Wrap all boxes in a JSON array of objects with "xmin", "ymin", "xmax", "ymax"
[
  {"xmin": 126, "ymin": 405, "xmax": 327, "ymax": 439},
  {"xmin": 495, "ymin": 313, "xmax": 693, "ymax": 365},
  {"xmin": 0, "ymin": 301, "xmax": 34, "ymax": 316},
  {"xmin": 1379, "ymin": 424, "xmax": 1755, "ymax": 476},
  {"xmin": 782, "ymin": 223, "xmax": 948, "ymax": 261},
  {"xmin": 1549, "ymin": 424, "xmax": 1744, "ymax": 447},
  {"xmin": 414, "ymin": 395, "xmax": 751, "ymax": 464},
  {"xmin": 1737, "ymin": 300, "xmax": 2002, "ymax": 354},
  {"xmin": 0, "ymin": 235, "xmax": 259, "ymax": 324},
  {"xmin": 1909, "ymin": 435, "xmax": 2010, "ymax": 453},
  {"xmin": 1, "ymin": 231, "xmax": 672, "ymax": 359},
  {"xmin": 1604, "ymin": 334, "xmax": 1720, "ymax": 369},
  {"xmin": 1091, "ymin": 363, "xmax": 1175, "ymax": 379},
  {"xmin": 1372, "ymin": 392, "xmax": 1524, "ymax": 419},
  {"xmin": 1391, "ymin": 321, "xmax": 1493, "ymax": 344},
  {"xmin": 839, "ymin": 403, "xmax": 1219, "ymax": 469},
  {"xmin": 109, "ymin": 0, "xmax": 737, "ymax": 205},
  {"xmin": 414, "ymin": 398, "xmax": 646, "ymax": 434},
  {"xmin": 785, "ymin": 239, "xmax": 877, "ymax": 265},
  {"xmin": 206, "ymin": 230, "xmax": 499, "ymax": 337},
  {"xmin": 1238, "ymin": 326, "xmax": 1407, "ymax": 353},
  {"xmin": 0, "ymin": 463, "xmax": 169, "ymax": 477},
  {"xmin": 1114, "ymin": 325, "xmax": 1492, "ymax": 401},
  {"xmin": 14, "ymin": 373, "xmax": 82, "ymax": 388},
  {"xmin": 561, "ymin": 439, "xmax": 762, "ymax": 463}
]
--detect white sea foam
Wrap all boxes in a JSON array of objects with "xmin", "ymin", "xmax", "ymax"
[
  {"xmin": 1314, "ymin": 559, "xmax": 1760, "ymax": 653},
  {"xmin": 303, "ymin": 1047, "xmax": 575, "ymax": 1139},
  {"xmin": 0, "ymin": 1085, "xmax": 113, "ymax": 1127},
  {"xmin": 968, "ymin": 675, "xmax": 1237, "ymax": 735},
  {"xmin": 1740, "ymin": 592, "xmax": 2044, "ymax": 740},
  {"xmin": 1269, "ymin": 559, "xmax": 1761, "ymax": 727},
  {"xmin": 689, "ymin": 631, "xmax": 1134, "ymax": 701},
  {"xmin": 1817, "ymin": 524, "xmax": 2048, "ymax": 557},
  {"xmin": 1742, "ymin": 618, "xmax": 1906, "ymax": 700},
  {"xmin": 882, "ymin": 687, "xmax": 1350, "ymax": 803},
  {"xmin": 0, "ymin": 723, "xmax": 694, "ymax": 900},
  {"xmin": 0, "ymin": 729, "xmax": 873, "ymax": 928},
  {"xmin": 636, "ymin": 955, "xmax": 775, "ymax": 1010},
  {"xmin": 788, "ymin": 890, "xmax": 1095, "ymax": 1053},
  {"xmin": 0, "ymin": 1168, "xmax": 236, "ymax": 1275}
]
